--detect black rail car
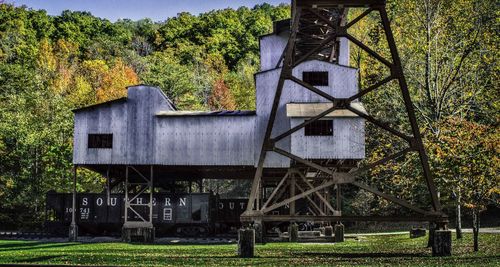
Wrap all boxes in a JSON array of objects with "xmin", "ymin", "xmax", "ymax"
[
  {"xmin": 46, "ymin": 192, "xmax": 219, "ymax": 236},
  {"xmin": 45, "ymin": 192, "xmax": 303, "ymax": 237}
]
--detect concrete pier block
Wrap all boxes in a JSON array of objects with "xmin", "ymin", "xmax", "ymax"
[
  {"xmin": 238, "ymin": 228, "xmax": 255, "ymax": 258},
  {"xmin": 432, "ymin": 230, "xmax": 452, "ymax": 256},
  {"xmin": 288, "ymin": 223, "xmax": 299, "ymax": 242},
  {"xmin": 122, "ymin": 227, "xmax": 155, "ymax": 243},
  {"xmin": 253, "ymin": 221, "xmax": 264, "ymax": 243},
  {"xmin": 68, "ymin": 224, "xmax": 78, "ymax": 242},
  {"xmin": 334, "ymin": 223, "xmax": 344, "ymax": 242},
  {"xmin": 410, "ymin": 228, "xmax": 426, "ymax": 238},
  {"xmin": 324, "ymin": 226, "xmax": 333, "ymax": 237}
]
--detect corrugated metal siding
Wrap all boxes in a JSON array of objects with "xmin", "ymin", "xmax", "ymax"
[
  {"xmin": 255, "ymin": 60, "xmax": 361, "ymax": 167},
  {"xmin": 73, "ymin": 101, "xmax": 128, "ymax": 164},
  {"xmin": 154, "ymin": 116, "xmax": 255, "ymax": 166},
  {"xmin": 259, "ymin": 34, "xmax": 287, "ymax": 72},
  {"xmin": 74, "ymin": 60, "xmax": 365, "ymax": 167},
  {"xmin": 290, "ymin": 117, "xmax": 365, "ymax": 159}
]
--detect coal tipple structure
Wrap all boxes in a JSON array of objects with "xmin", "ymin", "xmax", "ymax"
[{"xmin": 57, "ymin": 0, "xmax": 451, "ymax": 257}]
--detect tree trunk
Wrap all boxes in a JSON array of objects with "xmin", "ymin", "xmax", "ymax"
[
  {"xmin": 456, "ymin": 192, "xmax": 462, "ymax": 239},
  {"xmin": 472, "ymin": 208, "xmax": 480, "ymax": 252}
]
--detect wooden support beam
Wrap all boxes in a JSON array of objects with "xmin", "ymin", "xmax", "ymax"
[
  {"xmin": 347, "ymin": 75, "xmax": 394, "ymax": 102},
  {"xmin": 289, "ymin": 75, "xmax": 337, "ymax": 102},
  {"xmin": 345, "ymin": 33, "xmax": 393, "ymax": 67},
  {"xmin": 347, "ymin": 105, "xmax": 412, "ymax": 142},
  {"xmin": 351, "ymin": 181, "xmax": 431, "ymax": 215},
  {"xmin": 261, "ymin": 171, "xmax": 290, "ymax": 210},
  {"xmin": 290, "ymin": 173, "xmax": 296, "ymax": 215},
  {"xmin": 295, "ymin": 171, "xmax": 336, "ymax": 214},
  {"xmin": 262, "ymin": 179, "xmax": 335, "ymax": 214},
  {"xmin": 296, "ymin": 182, "xmax": 325, "ymax": 215},
  {"xmin": 256, "ymin": 215, "xmax": 448, "ymax": 223},
  {"xmin": 349, "ymin": 147, "xmax": 413, "ymax": 176}
]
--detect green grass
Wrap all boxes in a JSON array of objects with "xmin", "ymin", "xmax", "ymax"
[{"xmin": 0, "ymin": 233, "xmax": 498, "ymax": 266}]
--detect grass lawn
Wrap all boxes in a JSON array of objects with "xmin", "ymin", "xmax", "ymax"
[{"xmin": 0, "ymin": 233, "xmax": 498, "ymax": 266}]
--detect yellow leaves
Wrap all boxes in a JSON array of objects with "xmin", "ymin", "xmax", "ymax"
[
  {"xmin": 36, "ymin": 39, "xmax": 56, "ymax": 73},
  {"xmin": 67, "ymin": 75, "xmax": 93, "ymax": 106},
  {"xmin": 54, "ymin": 39, "xmax": 79, "ymax": 61},
  {"xmin": 96, "ymin": 59, "xmax": 139, "ymax": 103}
]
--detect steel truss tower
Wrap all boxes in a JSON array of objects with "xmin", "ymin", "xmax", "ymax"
[{"xmin": 242, "ymin": 0, "xmax": 448, "ymax": 233}]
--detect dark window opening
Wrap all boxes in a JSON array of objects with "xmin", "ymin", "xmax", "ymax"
[
  {"xmin": 305, "ymin": 120, "xmax": 333, "ymax": 136},
  {"xmin": 88, "ymin": 134, "xmax": 113, "ymax": 149},
  {"xmin": 303, "ymin": 71, "xmax": 329, "ymax": 86}
]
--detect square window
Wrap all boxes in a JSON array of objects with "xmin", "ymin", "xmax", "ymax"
[
  {"xmin": 304, "ymin": 120, "xmax": 333, "ymax": 136},
  {"xmin": 303, "ymin": 71, "xmax": 329, "ymax": 86},
  {"xmin": 88, "ymin": 134, "xmax": 113, "ymax": 149}
]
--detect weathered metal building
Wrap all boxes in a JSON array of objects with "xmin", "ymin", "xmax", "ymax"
[{"xmin": 72, "ymin": 35, "xmax": 365, "ymax": 175}]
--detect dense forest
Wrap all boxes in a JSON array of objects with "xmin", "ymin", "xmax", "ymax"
[{"xmin": 0, "ymin": 1, "xmax": 498, "ymax": 231}]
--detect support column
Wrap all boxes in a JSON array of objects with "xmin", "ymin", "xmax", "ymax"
[
  {"xmin": 427, "ymin": 222, "xmax": 436, "ymax": 248},
  {"xmin": 290, "ymin": 174, "xmax": 296, "ymax": 216},
  {"xmin": 432, "ymin": 230, "xmax": 452, "ymax": 256},
  {"xmin": 334, "ymin": 184, "xmax": 344, "ymax": 242},
  {"xmin": 253, "ymin": 218, "xmax": 264, "ymax": 243},
  {"xmin": 106, "ymin": 166, "xmax": 111, "ymax": 205},
  {"xmin": 289, "ymin": 222, "xmax": 298, "ymax": 242},
  {"xmin": 432, "ymin": 223, "xmax": 452, "ymax": 256},
  {"xmin": 238, "ymin": 228, "xmax": 255, "ymax": 258},
  {"xmin": 68, "ymin": 166, "xmax": 78, "ymax": 241},
  {"xmin": 122, "ymin": 165, "xmax": 155, "ymax": 243},
  {"xmin": 334, "ymin": 223, "xmax": 344, "ymax": 242},
  {"xmin": 324, "ymin": 225, "xmax": 333, "ymax": 237}
]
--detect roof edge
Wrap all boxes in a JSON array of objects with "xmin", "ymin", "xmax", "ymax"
[{"xmin": 72, "ymin": 97, "xmax": 127, "ymax": 113}]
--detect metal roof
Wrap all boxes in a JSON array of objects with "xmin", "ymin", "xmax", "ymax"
[{"xmin": 72, "ymin": 97, "xmax": 127, "ymax": 113}]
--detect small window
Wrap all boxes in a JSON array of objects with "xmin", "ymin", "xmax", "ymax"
[
  {"xmin": 88, "ymin": 134, "xmax": 113, "ymax": 149},
  {"xmin": 305, "ymin": 120, "xmax": 333, "ymax": 136},
  {"xmin": 303, "ymin": 71, "xmax": 329, "ymax": 86}
]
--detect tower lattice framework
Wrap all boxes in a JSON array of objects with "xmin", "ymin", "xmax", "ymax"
[{"xmin": 242, "ymin": 0, "xmax": 448, "ymax": 230}]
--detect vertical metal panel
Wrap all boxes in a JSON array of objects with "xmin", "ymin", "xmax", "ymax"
[
  {"xmin": 259, "ymin": 34, "xmax": 288, "ymax": 71},
  {"xmin": 154, "ymin": 116, "xmax": 256, "ymax": 166},
  {"xmin": 338, "ymin": 37, "xmax": 350, "ymax": 66},
  {"xmin": 73, "ymin": 101, "xmax": 127, "ymax": 164},
  {"xmin": 290, "ymin": 117, "xmax": 365, "ymax": 159}
]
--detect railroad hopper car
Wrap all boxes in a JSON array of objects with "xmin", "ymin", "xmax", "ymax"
[{"xmin": 45, "ymin": 192, "xmax": 306, "ymax": 236}]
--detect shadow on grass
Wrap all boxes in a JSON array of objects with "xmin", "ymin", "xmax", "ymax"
[
  {"xmin": 0, "ymin": 242, "xmax": 79, "ymax": 252},
  {"xmin": 14, "ymin": 255, "xmax": 62, "ymax": 263},
  {"xmin": 295, "ymin": 252, "xmax": 427, "ymax": 258},
  {"xmin": 0, "ymin": 242, "xmax": 42, "ymax": 249},
  {"xmin": 129, "ymin": 241, "xmax": 236, "ymax": 246}
]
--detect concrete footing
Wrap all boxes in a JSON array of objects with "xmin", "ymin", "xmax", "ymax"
[
  {"xmin": 122, "ymin": 227, "xmax": 155, "ymax": 243},
  {"xmin": 324, "ymin": 226, "xmax": 333, "ymax": 237},
  {"xmin": 432, "ymin": 230, "xmax": 452, "ymax": 256},
  {"xmin": 68, "ymin": 224, "xmax": 78, "ymax": 242},
  {"xmin": 253, "ymin": 221, "xmax": 264, "ymax": 243},
  {"xmin": 238, "ymin": 228, "xmax": 255, "ymax": 258},
  {"xmin": 410, "ymin": 228, "xmax": 426, "ymax": 238},
  {"xmin": 288, "ymin": 223, "xmax": 299, "ymax": 242},
  {"xmin": 334, "ymin": 223, "xmax": 344, "ymax": 242}
]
